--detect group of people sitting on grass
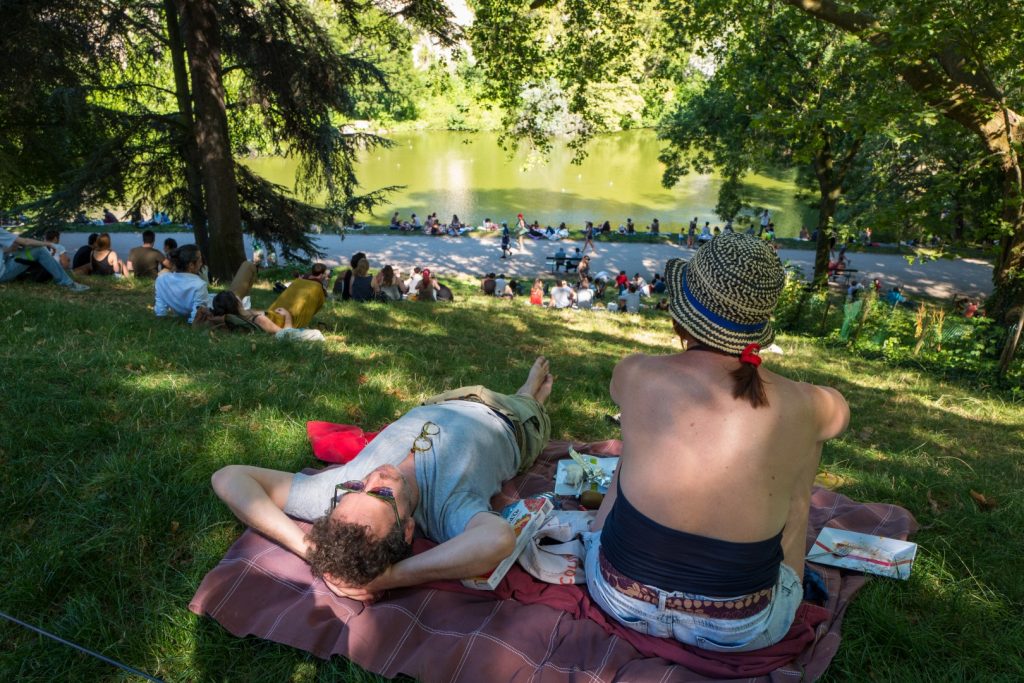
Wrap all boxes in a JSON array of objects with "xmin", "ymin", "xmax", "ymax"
[
  {"xmin": 0, "ymin": 226, "xmax": 90, "ymax": 292},
  {"xmin": 390, "ymin": 212, "xmax": 474, "ymax": 237},
  {"xmin": 518, "ymin": 268, "xmax": 669, "ymax": 313},
  {"xmin": 3, "ymin": 222, "xmax": 455, "ymax": 336},
  {"xmin": 480, "ymin": 273, "xmax": 521, "ymax": 299},
  {"xmin": 386, "ymin": 210, "xmax": 685, "ymax": 242},
  {"xmin": 0, "ymin": 226, "xmax": 188, "ymax": 294},
  {"xmin": 157, "ymin": 248, "xmax": 455, "ymax": 335},
  {"xmin": 152, "ymin": 244, "xmax": 328, "ymax": 340},
  {"xmin": 680, "ymin": 213, "xmax": 781, "ymax": 250},
  {"xmin": 332, "ymin": 252, "xmax": 452, "ymax": 303},
  {"xmin": 212, "ymin": 232, "xmax": 852, "ymax": 655}
]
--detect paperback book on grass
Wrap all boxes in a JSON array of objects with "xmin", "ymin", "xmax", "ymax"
[
  {"xmin": 807, "ymin": 527, "xmax": 917, "ymax": 580},
  {"xmin": 461, "ymin": 496, "xmax": 554, "ymax": 590}
]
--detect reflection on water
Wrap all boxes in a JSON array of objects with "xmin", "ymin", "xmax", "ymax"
[{"xmin": 243, "ymin": 130, "xmax": 814, "ymax": 236}]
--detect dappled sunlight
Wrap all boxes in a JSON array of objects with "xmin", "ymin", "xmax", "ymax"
[{"xmin": 1, "ymin": 263, "xmax": 1020, "ymax": 682}]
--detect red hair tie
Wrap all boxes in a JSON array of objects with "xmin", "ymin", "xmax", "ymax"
[{"xmin": 739, "ymin": 343, "xmax": 762, "ymax": 367}]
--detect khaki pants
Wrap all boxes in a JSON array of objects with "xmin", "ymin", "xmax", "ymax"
[
  {"xmin": 422, "ymin": 385, "xmax": 551, "ymax": 472},
  {"xmin": 228, "ymin": 261, "xmax": 258, "ymax": 298}
]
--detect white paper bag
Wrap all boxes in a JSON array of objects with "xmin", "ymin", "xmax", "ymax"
[
  {"xmin": 807, "ymin": 527, "xmax": 917, "ymax": 580},
  {"xmin": 517, "ymin": 511, "xmax": 595, "ymax": 584}
]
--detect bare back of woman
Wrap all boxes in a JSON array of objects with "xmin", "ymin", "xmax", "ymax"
[
  {"xmin": 604, "ymin": 344, "xmax": 848, "ymax": 576},
  {"xmin": 587, "ymin": 233, "xmax": 849, "ymax": 653}
]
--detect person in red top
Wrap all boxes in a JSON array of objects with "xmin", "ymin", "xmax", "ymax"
[
  {"xmin": 615, "ymin": 271, "xmax": 629, "ymax": 294},
  {"xmin": 529, "ymin": 279, "xmax": 544, "ymax": 306}
]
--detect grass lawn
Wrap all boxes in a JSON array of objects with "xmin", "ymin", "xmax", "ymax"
[{"xmin": 1, "ymin": 274, "xmax": 1022, "ymax": 681}]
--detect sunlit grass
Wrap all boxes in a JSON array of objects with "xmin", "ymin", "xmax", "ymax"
[{"xmin": 1, "ymin": 274, "xmax": 1022, "ymax": 681}]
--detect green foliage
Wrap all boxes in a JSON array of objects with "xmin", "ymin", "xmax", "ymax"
[
  {"xmin": 469, "ymin": 0, "xmax": 679, "ymax": 157},
  {"xmin": 657, "ymin": 1, "xmax": 893, "ymax": 238},
  {"xmin": 0, "ymin": 0, "xmax": 457, "ymax": 258},
  {"xmin": 835, "ymin": 118, "xmax": 1006, "ymax": 245},
  {"xmin": 775, "ymin": 277, "xmax": 1023, "ymax": 388}
]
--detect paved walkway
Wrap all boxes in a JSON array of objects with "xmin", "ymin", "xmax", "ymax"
[{"xmin": 60, "ymin": 231, "xmax": 993, "ymax": 299}]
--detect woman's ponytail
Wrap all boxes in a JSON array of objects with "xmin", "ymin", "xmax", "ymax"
[{"xmin": 731, "ymin": 344, "xmax": 769, "ymax": 408}]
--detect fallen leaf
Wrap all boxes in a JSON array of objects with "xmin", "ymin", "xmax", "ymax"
[
  {"xmin": 251, "ymin": 342, "xmax": 257, "ymax": 352},
  {"xmin": 357, "ymin": 374, "xmax": 369, "ymax": 385},
  {"xmin": 219, "ymin": 404, "xmax": 233, "ymax": 413},
  {"xmin": 926, "ymin": 490, "xmax": 944, "ymax": 515},
  {"xmin": 170, "ymin": 521, "xmax": 180, "ymax": 534},
  {"xmin": 969, "ymin": 490, "xmax": 998, "ymax": 510}
]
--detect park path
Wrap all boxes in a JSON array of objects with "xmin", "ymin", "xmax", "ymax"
[{"xmin": 61, "ymin": 231, "xmax": 993, "ymax": 299}]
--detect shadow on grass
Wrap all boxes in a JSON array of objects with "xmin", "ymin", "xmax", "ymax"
[{"xmin": 3, "ymin": 276, "xmax": 1021, "ymax": 681}]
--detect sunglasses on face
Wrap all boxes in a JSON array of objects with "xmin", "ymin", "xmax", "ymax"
[{"xmin": 331, "ymin": 480, "xmax": 402, "ymax": 530}]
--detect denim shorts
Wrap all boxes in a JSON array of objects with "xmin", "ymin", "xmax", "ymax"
[{"xmin": 583, "ymin": 531, "xmax": 802, "ymax": 652}]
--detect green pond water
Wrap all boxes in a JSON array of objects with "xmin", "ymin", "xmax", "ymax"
[{"xmin": 244, "ymin": 130, "xmax": 814, "ymax": 236}]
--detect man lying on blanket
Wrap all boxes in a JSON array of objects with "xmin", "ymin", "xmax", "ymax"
[{"xmin": 212, "ymin": 357, "xmax": 554, "ymax": 602}]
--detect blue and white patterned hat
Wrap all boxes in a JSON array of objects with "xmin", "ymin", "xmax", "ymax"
[{"xmin": 665, "ymin": 233, "xmax": 785, "ymax": 355}]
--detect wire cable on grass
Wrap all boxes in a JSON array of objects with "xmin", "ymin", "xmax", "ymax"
[{"xmin": 0, "ymin": 610, "xmax": 164, "ymax": 682}]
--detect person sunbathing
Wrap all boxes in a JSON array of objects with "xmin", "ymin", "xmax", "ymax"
[
  {"xmin": 211, "ymin": 357, "xmax": 554, "ymax": 602},
  {"xmin": 154, "ymin": 245, "xmax": 257, "ymax": 323},
  {"xmin": 211, "ymin": 269, "xmax": 326, "ymax": 333},
  {"xmin": 212, "ymin": 291, "xmax": 294, "ymax": 334},
  {"xmin": 587, "ymin": 233, "xmax": 849, "ymax": 652}
]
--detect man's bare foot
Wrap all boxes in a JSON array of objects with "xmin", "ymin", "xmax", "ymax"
[
  {"xmin": 533, "ymin": 372, "xmax": 554, "ymax": 404},
  {"xmin": 517, "ymin": 356, "xmax": 550, "ymax": 398}
]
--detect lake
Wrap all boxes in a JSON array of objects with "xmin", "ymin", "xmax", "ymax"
[{"xmin": 244, "ymin": 130, "xmax": 814, "ymax": 236}]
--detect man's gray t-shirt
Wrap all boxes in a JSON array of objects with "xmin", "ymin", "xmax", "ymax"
[{"xmin": 284, "ymin": 401, "xmax": 519, "ymax": 544}]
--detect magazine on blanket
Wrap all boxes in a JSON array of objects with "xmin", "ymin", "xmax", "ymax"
[
  {"xmin": 461, "ymin": 496, "xmax": 554, "ymax": 590},
  {"xmin": 807, "ymin": 527, "xmax": 917, "ymax": 580}
]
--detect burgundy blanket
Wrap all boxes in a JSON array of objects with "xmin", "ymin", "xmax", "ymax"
[{"xmin": 190, "ymin": 440, "xmax": 917, "ymax": 682}]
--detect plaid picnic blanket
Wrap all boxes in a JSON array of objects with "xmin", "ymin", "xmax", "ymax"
[{"xmin": 190, "ymin": 439, "xmax": 917, "ymax": 682}]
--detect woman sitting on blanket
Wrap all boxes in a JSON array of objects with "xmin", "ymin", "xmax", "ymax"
[
  {"xmin": 587, "ymin": 233, "xmax": 849, "ymax": 653},
  {"xmin": 212, "ymin": 277, "xmax": 325, "ymax": 334}
]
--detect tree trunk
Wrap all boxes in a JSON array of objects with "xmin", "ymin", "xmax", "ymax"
[
  {"xmin": 997, "ymin": 305, "xmax": 1023, "ymax": 377},
  {"xmin": 988, "ymin": 152, "xmax": 1024, "ymax": 316},
  {"xmin": 163, "ymin": 0, "xmax": 208, "ymax": 255},
  {"xmin": 175, "ymin": 0, "xmax": 245, "ymax": 282},
  {"xmin": 812, "ymin": 145, "xmax": 839, "ymax": 287}
]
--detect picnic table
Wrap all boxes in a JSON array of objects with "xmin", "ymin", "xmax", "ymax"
[
  {"xmin": 546, "ymin": 255, "xmax": 582, "ymax": 272},
  {"xmin": 829, "ymin": 268, "xmax": 859, "ymax": 284}
]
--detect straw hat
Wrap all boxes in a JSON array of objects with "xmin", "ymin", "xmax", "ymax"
[{"xmin": 665, "ymin": 233, "xmax": 785, "ymax": 355}]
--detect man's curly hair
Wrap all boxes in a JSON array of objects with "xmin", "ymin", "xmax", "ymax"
[{"xmin": 306, "ymin": 517, "xmax": 412, "ymax": 585}]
